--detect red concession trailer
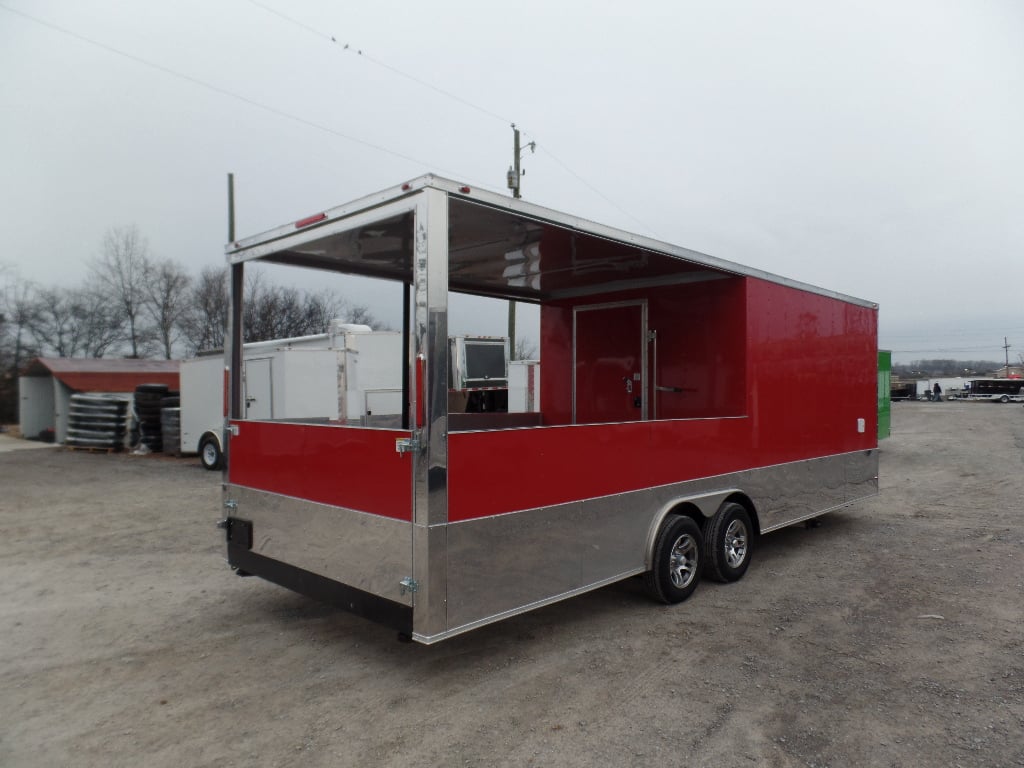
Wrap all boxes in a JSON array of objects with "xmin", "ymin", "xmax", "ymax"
[{"xmin": 220, "ymin": 175, "xmax": 879, "ymax": 643}]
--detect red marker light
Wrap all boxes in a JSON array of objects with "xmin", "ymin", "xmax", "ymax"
[
  {"xmin": 401, "ymin": 183, "xmax": 411, "ymax": 191},
  {"xmin": 294, "ymin": 212, "xmax": 327, "ymax": 229},
  {"xmin": 459, "ymin": 186, "xmax": 471, "ymax": 193}
]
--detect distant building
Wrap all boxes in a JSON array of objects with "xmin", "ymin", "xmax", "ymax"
[
  {"xmin": 19, "ymin": 357, "xmax": 180, "ymax": 443},
  {"xmin": 988, "ymin": 365, "xmax": 1023, "ymax": 379}
]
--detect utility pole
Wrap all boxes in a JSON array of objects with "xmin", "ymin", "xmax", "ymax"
[
  {"xmin": 1004, "ymin": 336, "xmax": 1011, "ymax": 376},
  {"xmin": 227, "ymin": 172, "xmax": 235, "ymax": 242},
  {"xmin": 506, "ymin": 125, "xmax": 536, "ymax": 357},
  {"xmin": 506, "ymin": 123, "xmax": 535, "ymax": 199}
]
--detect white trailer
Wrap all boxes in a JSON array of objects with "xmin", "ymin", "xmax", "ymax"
[
  {"xmin": 181, "ymin": 325, "xmax": 402, "ymax": 469},
  {"xmin": 508, "ymin": 359, "xmax": 540, "ymax": 413}
]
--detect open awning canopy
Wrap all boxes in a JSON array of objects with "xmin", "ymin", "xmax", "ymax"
[{"xmin": 226, "ymin": 175, "xmax": 874, "ymax": 309}]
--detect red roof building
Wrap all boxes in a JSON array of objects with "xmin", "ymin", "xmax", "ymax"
[{"xmin": 19, "ymin": 357, "xmax": 180, "ymax": 443}]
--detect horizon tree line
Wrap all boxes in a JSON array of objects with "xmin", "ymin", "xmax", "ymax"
[{"xmin": 0, "ymin": 225, "xmax": 388, "ymax": 422}]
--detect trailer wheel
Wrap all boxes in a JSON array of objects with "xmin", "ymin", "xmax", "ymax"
[
  {"xmin": 704, "ymin": 502, "xmax": 753, "ymax": 583},
  {"xmin": 999, "ymin": 395, "xmax": 1010, "ymax": 403},
  {"xmin": 199, "ymin": 436, "xmax": 223, "ymax": 471},
  {"xmin": 644, "ymin": 514, "xmax": 703, "ymax": 604}
]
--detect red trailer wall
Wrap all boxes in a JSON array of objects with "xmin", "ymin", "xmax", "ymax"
[
  {"xmin": 539, "ymin": 276, "xmax": 748, "ymax": 425},
  {"xmin": 448, "ymin": 276, "xmax": 876, "ymax": 522},
  {"xmin": 228, "ymin": 422, "xmax": 413, "ymax": 521},
  {"xmin": 745, "ymin": 278, "xmax": 877, "ymax": 458}
]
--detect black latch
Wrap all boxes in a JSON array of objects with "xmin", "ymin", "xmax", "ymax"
[{"xmin": 218, "ymin": 516, "xmax": 253, "ymax": 550}]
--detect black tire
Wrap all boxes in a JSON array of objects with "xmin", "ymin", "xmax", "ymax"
[
  {"xmin": 199, "ymin": 435, "xmax": 223, "ymax": 471},
  {"xmin": 644, "ymin": 514, "xmax": 703, "ymax": 604},
  {"xmin": 999, "ymin": 395, "xmax": 1010, "ymax": 403},
  {"xmin": 703, "ymin": 502, "xmax": 754, "ymax": 583}
]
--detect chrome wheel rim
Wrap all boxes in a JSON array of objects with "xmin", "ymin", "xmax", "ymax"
[
  {"xmin": 668, "ymin": 534, "xmax": 698, "ymax": 589},
  {"xmin": 724, "ymin": 519, "xmax": 748, "ymax": 569}
]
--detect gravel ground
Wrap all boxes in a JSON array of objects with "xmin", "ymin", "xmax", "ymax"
[{"xmin": 1, "ymin": 401, "xmax": 1022, "ymax": 768}]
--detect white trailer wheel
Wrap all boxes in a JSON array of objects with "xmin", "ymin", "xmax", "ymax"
[
  {"xmin": 644, "ymin": 514, "xmax": 703, "ymax": 605},
  {"xmin": 199, "ymin": 436, "xmax": 223, "ymax": 471},
  {"xmin": 703, "ymin": 502, "xmax": 754, "ymax": 583}
]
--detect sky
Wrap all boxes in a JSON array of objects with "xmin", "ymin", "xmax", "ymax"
[{"xmin": 1, "ymin": 0, "xmax": 1022, "ymax": 364}]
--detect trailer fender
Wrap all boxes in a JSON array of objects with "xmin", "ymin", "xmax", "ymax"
[{"xmin": 643, "ymin": 490, "xmax": 750, "ymax": 570}]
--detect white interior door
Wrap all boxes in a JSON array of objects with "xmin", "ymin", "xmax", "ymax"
[{"xmin": 244, "ymin": 358, "xmax": 273, "ymax": 419}]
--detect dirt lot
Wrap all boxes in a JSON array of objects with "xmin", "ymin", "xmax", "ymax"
[{"xmin": 1, "ymin": 401, "xmax": 1022, "ymax": 768}]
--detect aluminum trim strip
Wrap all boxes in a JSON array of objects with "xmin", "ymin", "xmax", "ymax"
[
  {"xmin": 225, "ymin": 484, "xmax": 412, "ymax": 605},
  {"xmin": 450, "ymin": 413, "xmax": 751, "ymax": 435},
  {"xmin": 441, "ymin": 450, "xmax": 878, "ymax": 635},
  {"xmin": 412, "ymin": 568, "xmax": 643, "ymax": 645},
  {"xmin": 760, "ymin": 492, "xmax": 878, "ymax": 534}
]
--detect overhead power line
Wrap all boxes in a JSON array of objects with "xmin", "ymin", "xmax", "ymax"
[
  {"xmin": 528, "ymin": 137, "xmax": 661, "ymax": 236},
  {"xmin": 244, "ymin": 0, "xmax": 514, "ymax": 126},
  {"xmin": 0, "ymin": 2, "xmax": 487, "ymax": 185},
  {"xmin": 3, "ymin": 0, "xmax": 663, "ymax": 238},
  {"xmin": 243, "ymin": 0, "xmax": 658, "ymax": 235}
]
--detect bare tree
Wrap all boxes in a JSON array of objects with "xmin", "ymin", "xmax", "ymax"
[
  {"xmin": 26, "ymin": 287, "xmax": 121, "ymax": 358},
  {"xmin": 0, "ymin": 266, "xmax": 29, "ymax": 422},
  {"xmin": 242, "ymin": 272, "xmax": 350, "ymax": 342},
  {"xmin": 91, "ymin": 225, "xmax": 151, "ymax": 357},
  {"xmin": 243, "ymin": 280, "xmax": 307, "ymax": 341},
  {"xmin": 514, "ymin": 337, "xmax": 538, "ymax": 360},
  {"xmin": 1, "ymin": 271, "xmax": 40, "ymax": 371},
  {"xmin": 142, "ymin": 258, "xmax": 192, "ymax": 359},
  {"xmin": 180, "ymin": 266, "xmax": 229, "ymax": 354},
  {"xmin": 181, "ymin": 268, "xmax": 361, "ymax": 348},
  {"xmin": 73, "ymin": 288, "xmax": 124, "ymax": 358},
  {"xmin": 343, "ymin": 303, "xmax": 388, "ymax": 330},
  {"xmin": 303, "ymin": 289, "xmax": 347, "ymax": 334},
  {"xmin": 26, "ymin": 287, "xmax": 83, "ymax": 357}
]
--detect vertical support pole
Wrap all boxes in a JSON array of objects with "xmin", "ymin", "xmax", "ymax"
[
  {"xmin": 228, "ymin": 263, "xmax": 243, "ymax": 420},
  {"xmin": 227, "ymin": 173, "xmax": 235, "ymax": 243},
  {"xmin": 411, "ymin": 188, "xmax": 449, "ymax": 640},
  {"xmin": 402, "ymin": 281, "xmax": 411, "ymax": 431},
  {"xmin": 227, "ymin": 173, "xmax": 242, "ymax": 420},
  {"xmin": 508, "ymin": 301, "xmax": 516, "ymax": 360},
  {"xmin": 224, "ymin": 172, "xmax": 242, "ymax": 476}
]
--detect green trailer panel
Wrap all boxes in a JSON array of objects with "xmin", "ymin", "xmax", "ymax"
[{"xmin": 878, "ymin": 350, "xmax": 891, "ymax": 439}]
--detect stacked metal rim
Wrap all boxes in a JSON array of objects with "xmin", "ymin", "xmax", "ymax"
[
  {"xmin": 132, "ymin": 384, "xmax": 169, "ymax": 451},
  {"xmin": 160, "ymin": 393, "xmax": 181, "ymax": 457},
  {"xmin": 67, "ymin": 393, "xmax": 131, "ymax": 450}
]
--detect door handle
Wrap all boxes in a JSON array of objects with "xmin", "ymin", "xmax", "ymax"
[{"xmin": 623, "ymin": 377, "xmax": 633, "ymax": 394}]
